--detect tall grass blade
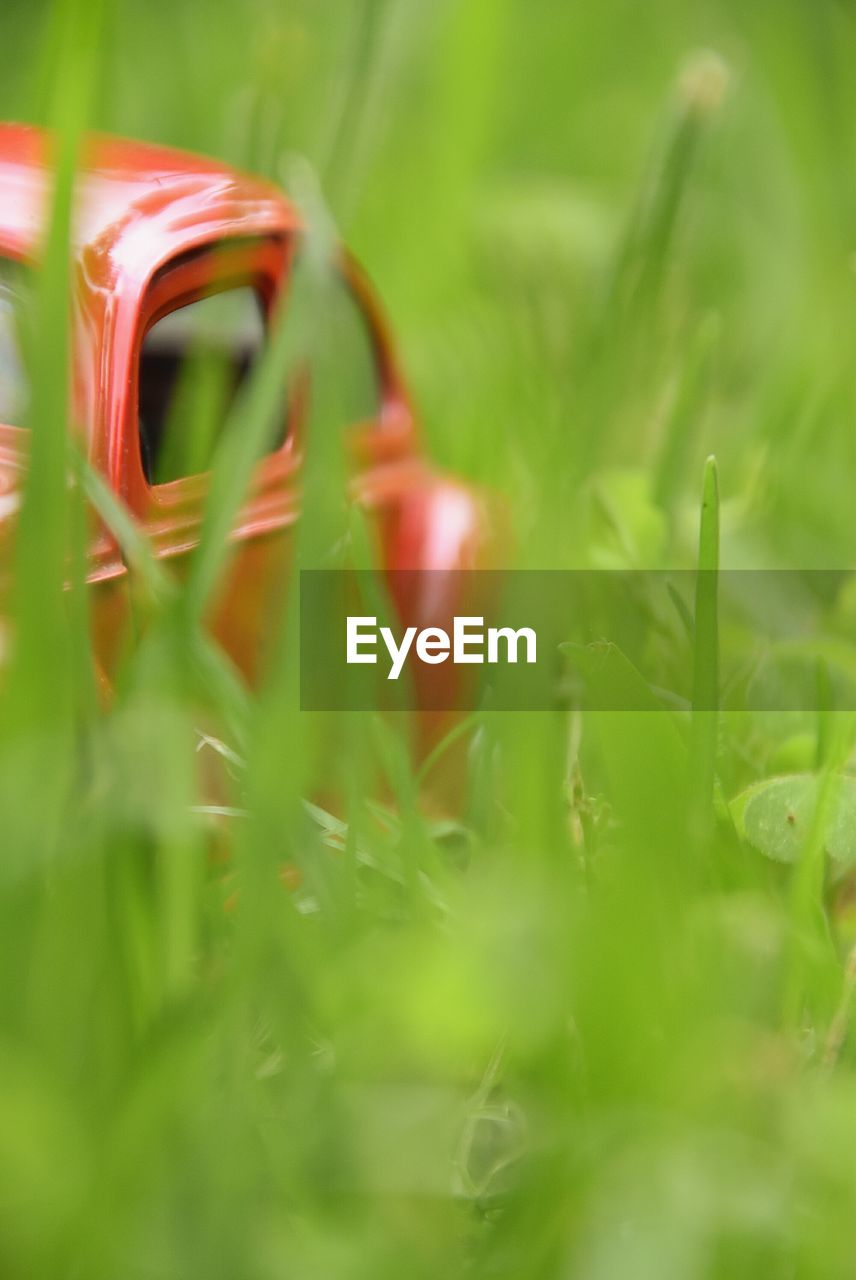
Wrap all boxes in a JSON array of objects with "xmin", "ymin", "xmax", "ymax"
[{"xmin": 689, "ymin": 454, "xmax": 719, "ymax": 836}]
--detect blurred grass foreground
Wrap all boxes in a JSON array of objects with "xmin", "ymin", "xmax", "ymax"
[{"xmin": 8, "ymin": 0, "xmax": 856, "ymax": 1275}]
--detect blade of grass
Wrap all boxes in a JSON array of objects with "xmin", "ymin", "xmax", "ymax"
[
  {"xmin": 609, "ymin": 51, "xmax": 730, "ymax": 325},
  {"xmin": 182, "ymin": 162, "xmax": 337, "ymax": 627},
  {"xmin": 8, "ymin": 0, "xmax": 108, "ymax": 733},
  {"xmin": 689, "ymin": 454, "xmax": 719, "ymax": 838}
]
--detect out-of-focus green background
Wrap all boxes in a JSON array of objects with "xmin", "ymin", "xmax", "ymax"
[
  {"xmin": 5, "ymin": 2, "xmax": 856, "ymax": 1277},
  {"xmin": 7, "ymin": 0, "xmax": 856, "ymax": 564}
]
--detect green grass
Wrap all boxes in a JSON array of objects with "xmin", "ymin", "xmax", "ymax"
[{"xmin": 6, "ymin": 0, "xmax": 856, "ymax": 1275}]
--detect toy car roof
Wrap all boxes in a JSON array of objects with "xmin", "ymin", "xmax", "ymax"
[{"xmin": 0, "ymin": 123, "xmax": 297, "ymax": 286}]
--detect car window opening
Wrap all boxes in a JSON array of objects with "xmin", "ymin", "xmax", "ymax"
[{"xmin": 138, "ymin": 284, "xmax": 274, "ymax": 485}]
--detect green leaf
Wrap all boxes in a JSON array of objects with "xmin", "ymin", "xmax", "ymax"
[{"xmin": 732, "ymin": 773, "xmax": 856, "ymax": 867}]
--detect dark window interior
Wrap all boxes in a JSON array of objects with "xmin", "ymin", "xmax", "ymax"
[
  {"xmin": 138, "ymin": 284, "xmax": 268, "ymax": 485},
  {"xmin": 137, "ymin": 267, "xmax": 383, "ymax": 486}
]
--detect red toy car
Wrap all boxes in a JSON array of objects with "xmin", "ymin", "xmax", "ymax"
[{"xmin": 0, "ymin": 124, "xmax": 488, "ymax": 699}]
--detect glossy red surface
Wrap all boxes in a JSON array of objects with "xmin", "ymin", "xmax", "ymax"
[{"xmin": 0, "ymin": 124, "xmax": 490, "ymax": 730}]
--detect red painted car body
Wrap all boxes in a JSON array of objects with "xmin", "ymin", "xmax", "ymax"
[{"xmin": 0, "ymin": 124, "xmax": 488, "ymax": 698}]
